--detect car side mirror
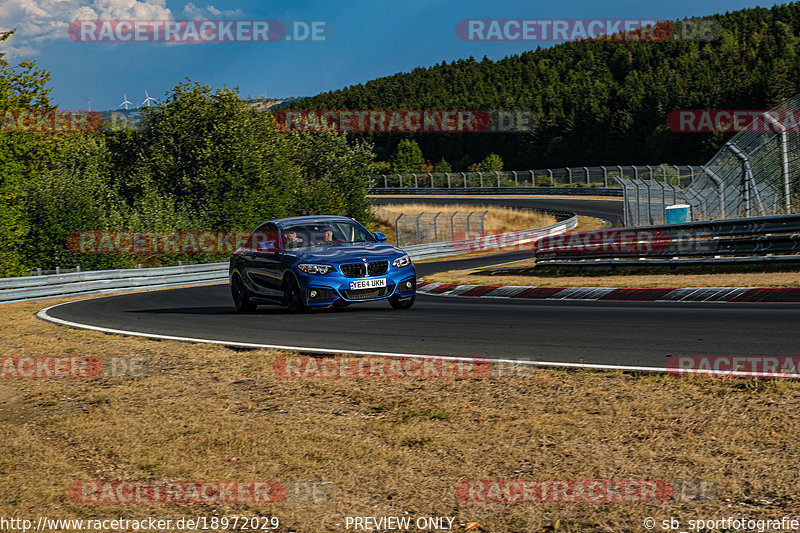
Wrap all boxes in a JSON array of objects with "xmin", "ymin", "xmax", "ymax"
[{"xmin": 373, "ymin": 232, "xmax": 387, "ymax": 241}]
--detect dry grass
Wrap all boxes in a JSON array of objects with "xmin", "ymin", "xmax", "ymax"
[
  {"xmin": 1, "ymin": 292, "xmax": 800, "ymax": 531},
  {"xmin": 427, "ymin": 263, "xmax": 800, "ymax": 288},
  {"xmin": 372, "ymin": 203, "xmax": 557, "ymax": 238}
]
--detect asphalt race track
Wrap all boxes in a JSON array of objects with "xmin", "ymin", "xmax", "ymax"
[{"xmin": 40, "ymin": 197, "xmax": 800, "ymax": 370}]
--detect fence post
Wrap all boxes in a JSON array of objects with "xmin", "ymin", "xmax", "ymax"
[
  {"xmin": 478, "ymin": 172, "xmax": 483, "ymax": 188},
  {"xmin": 583, "ymin": 166, "xmax": 590, "ymax": 186},
  {"xmin": 450, "ymin": 211, "xmax": 458, "ymax": 240},
  {"xmin": 428, "ymin": 173, "xmax": 433, "ymax": 188},
  {"xmin": 567, "ymin": 167, "xmax": 572, "ymax": 185},
  {"xmin": 672, "ymin": 165, "xmax": 680, "ymax": 186},
  {"xmin": 395, "ymin": 214, "xmax": 404, "ymax": 245},
  {"xmin": 512, "ymin": 170, "xmax": 518, "ymax": 186},
  {"xmin": 617, "ymin": 165, "xmax": 624, "ymax": 181},
  {"xmin": 433, "ymin": 212, "xmax": 441, "ymax": 242},
  {"xmin": 462, "ymin": 172, "xmax": 467, "ymax": 187},
  {"xmin": 37, "ymin": 268, "xmax": 42, "ymax": 276},
  {"xmin": 480, "ymin": 210, "xmax": 488, "ymax": 235},
  {"xmin": 548, "ymin": 169, "xmax": 554, "ymax": 186},
  {"xmin": 601, "ymin": 166, "xmax": 608, "ymax": 187},
  {"xmin": 646, "ymin": 165, "xmax": 653, "ymax": 181},
  {"xmin": 764, "ymin": 113, "xmax": 792, "ymax": 213},
  {"xmin": 413, "ymin": 173, "xmax": 419, "ymax": 188},
  {"xmin": 466, "ymin": 212, "xmax": 473, "ymax": 235},
  {"xmin": 662, "ymin": 166, "xmax": 668, "ymax": 183},
  {"xmin": 446, "ymin": 172, "xmax": 451, "ymax": 188},
  {"xmin": 530, "ymin": 169, "xmax": 535, "ymax": 186},
  {"xmin": 414, "ymin": 213, "xmax": 424, "ymax": 244},
  {"xmin": 702, "ymin": 165, "xmax": 726, "ymax": 219},
  {"xmin": 399, "ymin": 174, "xmax": 403, "ymax": 188}
]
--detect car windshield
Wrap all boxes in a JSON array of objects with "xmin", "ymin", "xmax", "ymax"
[{"xmin": 281, "ymin": 221, "xmax": 375, "ymax": 249}]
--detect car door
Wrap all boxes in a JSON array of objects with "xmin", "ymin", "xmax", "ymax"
[{"xmin": 247, "ymin": 223, "xmax": 283, "ymax": 300}]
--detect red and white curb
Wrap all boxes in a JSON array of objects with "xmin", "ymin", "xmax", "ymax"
[{"xmin": 416, "ymin": 281, "xmax": 800, "ymax": 303}]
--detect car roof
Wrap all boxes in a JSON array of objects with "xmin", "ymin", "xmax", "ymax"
[{"xmin": 268, "ymin": 215, "xmax": 355, "ymax": 227}]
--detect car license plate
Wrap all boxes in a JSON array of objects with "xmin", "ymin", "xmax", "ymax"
[{"xmin": 349, "ymin": 278, "xmax": 387, "ymax": 290}]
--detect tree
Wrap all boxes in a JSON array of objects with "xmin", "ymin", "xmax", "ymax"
[
  {"xmin": 0, "ymin": 29, "xmax": 57, "ymax": 276},
  {"xmin": 389, "ymin": 139, "xmax": 425, "ymax": 173},
  {"xmin": 434, "ymin": 158, "xmax": 452, "ymax": 173},
  {"xmin": 476, "ymin": 153, "xmax": 504, "ymax": 172}
]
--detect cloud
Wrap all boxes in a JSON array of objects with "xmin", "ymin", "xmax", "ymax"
[
  {"xmin": 183, "ymin": 2, "xmax": 243, "ymax": 19},
  {"xmin": 0, "ymin": 0, "xmax": 174, "ymax": 58}
]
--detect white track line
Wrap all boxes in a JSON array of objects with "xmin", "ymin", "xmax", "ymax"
[{"xmin": 37, "ymin": 295, "xmax": 671, "ymax": 374}]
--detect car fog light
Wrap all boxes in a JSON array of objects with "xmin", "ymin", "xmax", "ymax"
[{"xmin": 310, "ymin": 290, "xmax": 318, "ymax": 298}]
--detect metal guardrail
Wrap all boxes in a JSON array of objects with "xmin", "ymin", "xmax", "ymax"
[
  {"xmin": 0, "ymin": 214, "xmax": 579, "ymax": 302},
  {"xmin": 535, "ymin": 213, "xmax": 800, "ymax": 267},
  {"xmin": 369, "ymin": 187, "xmax": 623, "ymax": 196},
  {"xmin": 403, "ymin": 213, "xmax": 578, "ymax": 260},
  {"xmin": 0, "ymin": 263, "xmax": 229, "ymax": 303}
]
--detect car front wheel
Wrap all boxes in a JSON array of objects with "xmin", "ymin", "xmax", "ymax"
[
  {"xmin": 389, "ymin": 294, "xmax": 415, "ymax": 309},
  {"xmin": 283, "ymin": 276, "xmax": 308, "ymax": 313}
]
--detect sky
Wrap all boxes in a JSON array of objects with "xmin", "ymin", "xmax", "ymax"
[{"xmin": 0, "ymin": 0, "xmax": 789, "ymax": 110}]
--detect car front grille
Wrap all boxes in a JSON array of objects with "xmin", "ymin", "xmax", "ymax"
[
  {"xmin": 340, "ymin": 263, "xmax": 367, "ymax": 278},
  {"xmin": 341, "ymin": 286, "xmax": 393, "ymax": 300},
  {"xmin": 367, "ymin": 261, "xmax": 388, "ymax": 276}
]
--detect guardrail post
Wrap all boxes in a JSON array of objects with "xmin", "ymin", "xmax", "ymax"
[
  {"xmin": 601, "ymin": 166, "xmax": 608, "ymax": 187},
  {"xmin": 433, "ymin": 212, "xmax": 441, "ymax": 242}
]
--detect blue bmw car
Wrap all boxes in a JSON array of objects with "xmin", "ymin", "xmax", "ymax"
[{"xmin": 229, "ymin": 215, "xmax": 416, "ymax": 312}]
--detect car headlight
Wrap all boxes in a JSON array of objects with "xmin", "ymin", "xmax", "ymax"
[
  {"xmin": 297, "ymin": 264, "xmax": 333, "ymax": 275},
  {"xmin": 392, "ymin": 255, "xmax": 411, "ymax": 268}
]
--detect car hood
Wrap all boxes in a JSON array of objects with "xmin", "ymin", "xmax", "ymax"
[{"xmin": 283, "ymin": 242, "xmax": 406, "ymax": 263}]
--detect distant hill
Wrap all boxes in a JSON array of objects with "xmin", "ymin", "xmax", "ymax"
[{"xmin": 292, "ymin": 3, "xmax": 800, "ymax": 169}]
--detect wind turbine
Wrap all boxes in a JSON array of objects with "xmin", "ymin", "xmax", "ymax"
[
  {"xmin": 142, "ymin": 90, "xmax": 156, "ymax": 107},
  {"xmin": 119, "ymin": 93, "xmax": 133, "ymax": 110}
]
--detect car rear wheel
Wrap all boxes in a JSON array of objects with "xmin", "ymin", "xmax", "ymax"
[
  {"xmin": 389, "ymin": 295, "xmax": 415, "ymax": 309},
  {"xmin": 231, "ymin": 273, "xmax": 257, "ymax": 312},
  {"xmin": 284, "ymin": 276, "xmax": 308, "ymax": 313}
]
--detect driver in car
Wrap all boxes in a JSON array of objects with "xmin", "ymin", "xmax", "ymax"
[
  {"xmin": 283, "ymin": 229, "xmax": 304, "ymax": 248},
  {"xmin": 315, "ymin": 227, "xmax": 335, "ymax": 245}
]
